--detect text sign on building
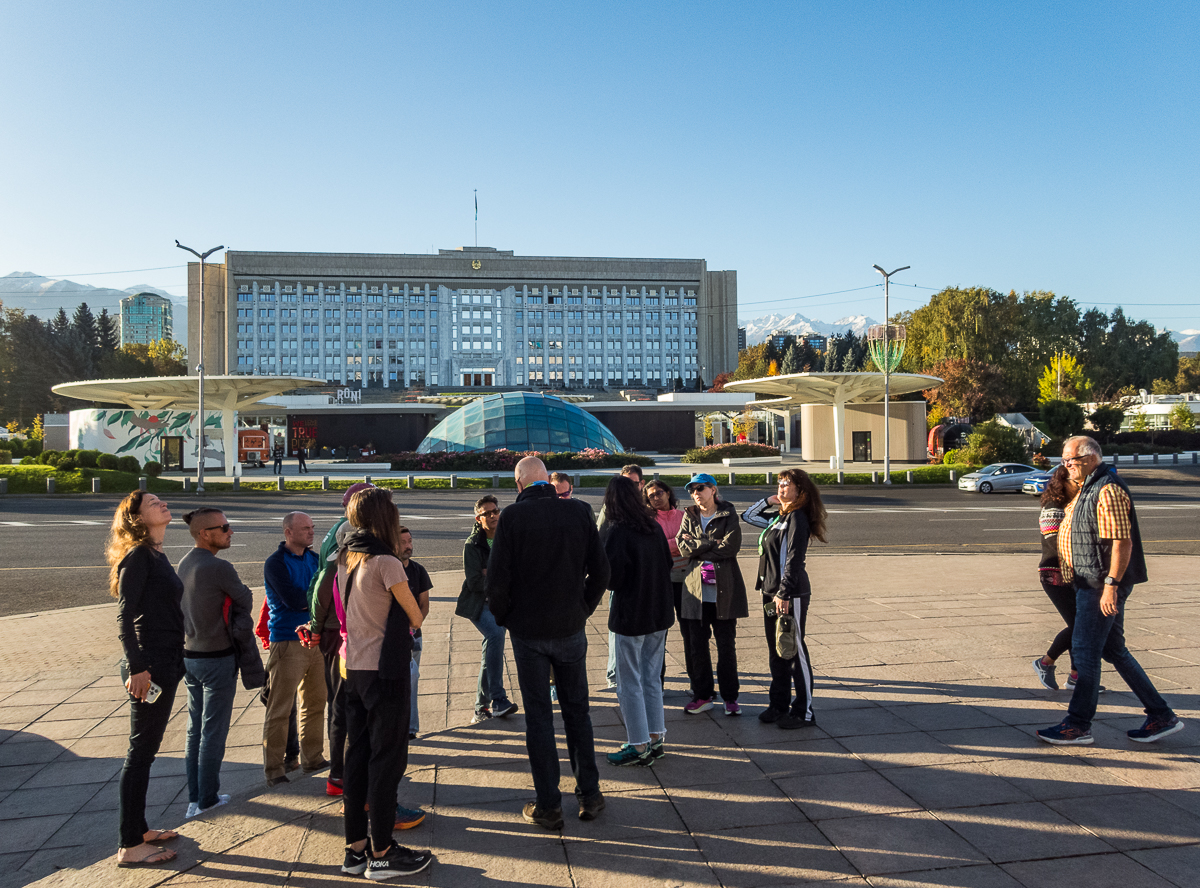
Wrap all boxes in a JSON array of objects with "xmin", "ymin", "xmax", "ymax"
[
  {"xmin": 290, "ymin": 417, "xmax": 318, "ymax": 453},
  {"xmin": 335, "ymin": 388, "xmax": 361, "ymax": 404}
]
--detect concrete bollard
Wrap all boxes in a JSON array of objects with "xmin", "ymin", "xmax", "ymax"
[
  {"xmin": 92, "ymin": 477, "xmax": 102, "ymax": 493},
  {"xmin": 871, "ymin": 471, "xmax": 879, "ymax": 483},
  {"xmin": 1153, "ymin": 453, "xmax": 1159, "ymax": 464},
  {"xmin": 407, "ymin": 474, "xmax": 416, "ymax": 490},
  {"xmin": 0, "ymin": 478, "xmax": 7, "ymax": 494},
  {"xmin": 728, "ymin": 472, "xmax": 737, "ymax": 485},
  {"xmin": 450, "ymin": 474, "xmax": 458, "ymax": 489},
  {"xmin": 653, "ymin": 472, "xmax": 660, "ymax": 482},
  {"xmin": 322, "ymin": 475, "xmax": 329, "ymax": 490},
  {"xmin": 1133, "ymin": 453, "xmax": 1139, "ymax": 464},
  {"xmin": 1173, "ymin": 453, "xmax": 1179, "ymax": 464},
  {"xmin": 1194, "ymin": 452, "xmax": 1198, "ymax": 465},
  {"xmin": 183, "ymin": 477, "xmax": 190, "ymax": 493},
  {"xmin": 574, "ymin": 473, "xmax": 581, "ymax": 488},
  {"xmin": 765, "ymin": 471, "xmax": 773, "ymax": 486},
  {"xmin": 232, "ymin": 477, "xmax": 240, "ymax": 491},
  {"xmin": 277, "ymin": 476, "xmax": 285, "ymax": 491},
  {"xmin": 949, "ymin": 470, "xmax": 957, "ymax": 482},
  {"xmin": 493, "ymin": 474, "xmax": 500, "ymax": 488},
  {"xmin": 365, "ymin": 475, "xmax": 372, "ymax": 485},
  {"xmin": 47, "ymin": 476, "xmax": 56, "ymax": 494},
  {"xmin": 906, "ymin": 471, "xmax": 914, "ymax": 483},
  {"xmin": 139, "ymin": 476, "xmax": 147, "ymax": 492},
  {"xmin": 837, "ymin": 471, "xmax": 844, "ymax": 484},
  {"xmin": 829, "ymin": 455, "xmax": 836, "ymax": 470}
]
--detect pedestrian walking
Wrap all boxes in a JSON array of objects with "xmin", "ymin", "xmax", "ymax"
[
  {"xmin": 107, "ymin": 492, "xmax": 185, "ymax": 868},
  {"xmin": 742, "ymin": 469, "xmax": 827, "ymax": 729},
  {"xmin": 1031, "ymin": 465, "xmax": 1086, "ymax": 691},
  {"xmin": 676, "ymin": 473, "xmax": 747, "ymax": 715},
  {"xmin": 1037, "ymin": 436, "xmax": 1185, "ymax": 746},
  {"xmin": 601, "ymin": 476, "xmax": 674, "ymax": 766},
  {"xmin": 272, "ymin": 442, "xmax": 284, "ymax": 475},
  {"xmin": 456, "ymin": 495, "xmax": 518, "ymax": 723},
  {"xmin": 398, "ymin": 525, "xmax": 432, "ymax": 738},
  {"xmin": 178, "ymin": 508, "xmax": 264, "ymax": 819},
  {"xmin": 297, "ymin": 444, "xmax": 308, "ymax": 474},
  {"xmin": 487, "ymin": 456, "xmax": 609, "ymax": 829},
  {"xmin": 337, "ymin": 486, "xmax": 433, "ymax": 879}
]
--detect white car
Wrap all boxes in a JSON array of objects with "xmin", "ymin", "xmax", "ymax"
[{"xmin": 958, "ymin": 463, "xmax": 1041, "ymax": 493}]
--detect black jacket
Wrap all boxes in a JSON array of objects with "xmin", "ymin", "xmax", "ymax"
[
  {"xmin": 742, "ymin": 498, "xmax": 812, "ymax": 600},
  {"xmin": 486, "ymin": 483, "xmax": 610, "ymax": 639},
  {"xmin": 602, "ymin": 522, "xmax": 675, "ymax": 637},
  {"xmin": 455, "ymin": 521, "xmax": 491, "ymax": 621},
  {"xmin": 116, "ymin": 546, "xmax": 185, "ymax": 680}
]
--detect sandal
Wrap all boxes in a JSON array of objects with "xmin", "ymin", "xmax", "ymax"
[
  {"xmin": 117, "ymin": 847, "xmax": 176, "ymax": 868},
  {"xmin": 144, "ymin": 829, "xmax": 179, "ymax": 845}
]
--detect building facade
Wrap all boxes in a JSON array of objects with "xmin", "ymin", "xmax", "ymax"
[
  {"xmin": 188, "ymin": 247, "xmax": 738, "ymax": 390},
  {"xmin": 120, "ymin": 292, "xmax": 173, "ymax": 346}
]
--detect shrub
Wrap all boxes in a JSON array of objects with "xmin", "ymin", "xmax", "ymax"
[
  {"xmin": 1088, "ymin": 405, "xmax": 1125, "ymax": 441},
  {"xmin": 962, "ymin": 420, "xmax": 1028, "ymax": 465},
  {"xmin": 681, "ymin": 442, "xmax": 781, "ymax": 464},
  {"xmin": 1040, "ymin": 400, "xmax": 1086, "ymax": 439},
  {"xmin": 20, "ymin": 455, "xmax": 36, "ymax": 465},
  {"xmin": 76, "ymin": 449, "xmax": 101, "ymax": 468},
  {"xmin": 116, "ymin": 455, "xmax": 141, "ymax": 474},
  {"xmin": 0, "ymin": 449, "xmax": 10, "ymax": 465},
  {"xmin": 942, "ymin": 448, "xmax": 964, "ymax": 465},
  {"xmin": 36, "ymin": 450, "xmax": 61, "ymax": 466},
  {"xmin": 1030, "ymin": 452, "xmax": 1051, "ymax": 469},
  {"xmin": 97, "ymin": 453, "xmax": 119, "ymax": 470},
  {"xmin": 143, "ymin": 460, "xmax": 163, "ymax": 477},
  {"xmin": 57, "ymin": 458, "xmax": 77, "ymax": 471}
]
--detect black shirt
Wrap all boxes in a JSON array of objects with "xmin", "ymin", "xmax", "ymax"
[{"xmin": 116, "ymin": 545, "xmax": 185, "ymax": 677}]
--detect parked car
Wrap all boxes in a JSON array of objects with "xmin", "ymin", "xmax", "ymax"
[
  {"xmin": 1022, "ymin": 471, "xmax": 1054, "ymax": 496},
  {"xmin": 958, "ymin": 463, "xmax": 1041, "ymax": 493}
]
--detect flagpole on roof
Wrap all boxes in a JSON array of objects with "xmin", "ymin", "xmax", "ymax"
[{"xmin": 474, "ymin": 189, "xmax": 478, "ymax": 247}]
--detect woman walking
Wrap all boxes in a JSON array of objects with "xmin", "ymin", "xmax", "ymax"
[
  {"xmin": 742, "ymin": 469, "xmax": 827, "ymax": 729},
  {"xmin": 644, "ymin": 479, "xmax": 691, "ymax": 683},
  {"xmin": 602, "ymin": 476, "xmax": 675, "ymax": 766},
  {"xmin": 676, "ymin": 474, "xmax": 748, "ymax": 715},
  {"xmin": 1032, "ymin": 465, "xmax": 1089, "ymax": 691},
  {"xmin": 107, "ymin": 492, "xmax": 186, "ymax": 868},
  {"xmin": 337, "ymin": 487, "xmax": 433, "ymax": 879}
]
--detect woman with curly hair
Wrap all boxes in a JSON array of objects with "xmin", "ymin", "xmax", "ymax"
[
  {"xmin": 106, "ymin": 491, "xmax": 186, "ymax": 867},
  {"xmin": 742, "ymin": 469, "xmax": 827, "ymax": 729},
  {"xmin": 1031, "ymin": 465, "xmax": 1088, "ymax": 691}
]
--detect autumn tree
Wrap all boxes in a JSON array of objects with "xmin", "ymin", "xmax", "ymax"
[
  {"xmin": 923, "ymin": 357, "xmax": 1013, "ymax": 422},
  {"xmin": 1175, "ymin": 355, "xmax": 1200, "ymax": 393},
  {"xmin": 1168, "ymin": 402, "xmax": 1196, "ymax": 431},
  {"xmin": 1037, "ymin": 354, "xmax": 1091, "ymax": 403}
]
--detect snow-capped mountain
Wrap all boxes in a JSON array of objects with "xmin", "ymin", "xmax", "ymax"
[
  {"xmin": 0, "ymin": 272, "xmax": 185, "ymax": 337},
  {"xmin": 739, "ymin": 312, "xmax": 878, "ymax": 346},
  {"xmin": 1170, "ymin": 329, "xmax": 1199, "ymax": 355}
]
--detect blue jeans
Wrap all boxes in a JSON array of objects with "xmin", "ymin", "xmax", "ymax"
[
  {"xmin": 410, "ymin": 634, "xmax": 423, "ymax": 732},
  {"xmin": 511, "ymin": 630, "xmax": 600, "ymax": 810},
  {"xmin": 1066, "ymin": 581, "xmax": 1174, "ymax": 730},
  {"xmin": 470, "ymin": 605, "xmax": 510, "ymax": 714},
  {"xmin": 613, "ymin": 630, "xmax": 667, "ymax": 746},
  {"xmin": 184, "ymin": 655, "xmax": 238, "ymax": 808}
]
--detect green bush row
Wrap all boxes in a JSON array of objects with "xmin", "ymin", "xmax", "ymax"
[
  {"xmin": 681, "ymin": 443, "xmax": 781, "ymax": 464},
  {"xmin": 21, "ymin": 449, "xmax": 143, "ymax": 474}
]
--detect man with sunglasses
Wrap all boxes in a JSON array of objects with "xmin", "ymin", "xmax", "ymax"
[{"xmin": 179, "ymin": 508, "xmax": 264, "ymax": 818}]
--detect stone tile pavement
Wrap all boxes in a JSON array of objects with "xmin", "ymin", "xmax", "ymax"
[{"xmin": 0, "ymin": 554, "xmax": 1197, "ymax": 888}]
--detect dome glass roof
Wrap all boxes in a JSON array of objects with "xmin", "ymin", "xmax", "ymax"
[{"xmin": 416, "ymin": 392, "xmax": 624, "ymax": 453}]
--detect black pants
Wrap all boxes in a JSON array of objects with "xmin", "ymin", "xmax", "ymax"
[
  {"xmin": 666, "ymin": 582, "xmax": 692, "ymax": 684},
  {"xmin": 343, "ymin": 670, "xmax": 410, "ymax": 851},
  {"xmin": 273, "ymin": 458, "xmax": 282, "ymax": 474},
  {"xmin": 1040, "ymin": 576, "xmax": 1076, "ymax": 670},
  {"xmin": 680, "ymin": 602, "xmax": 739, "ymax": 702},
  {"xmin": 765, "ymin": 596, "xmax": 813, "ymax": 720},
  {"xmin": 118, "ymin": 672, "xmax": 182, "ymax": 848},
  {"xmin": 297, "ymin": 456, "xmax": 308, "ymax": 473},
  {"xmin": 324, "ymin": 651, "xmax": 347, "ymax": 781}
]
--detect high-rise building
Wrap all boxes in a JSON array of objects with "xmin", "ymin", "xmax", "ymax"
[
  {"xmin": 120, "ymin": 292, "xmax": 173, "ymax": 347},
  {"xmin": 188, "ymin": 247, "xmax": 739, "ymax": 389},
  {"xmin": 737, "ymin": 326, "xmax": 746, "ymax": 351}
]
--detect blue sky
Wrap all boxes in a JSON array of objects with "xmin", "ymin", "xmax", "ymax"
[{"xmin": 1, "ymin": 1, "xmax": 1197, "ymax": 334}]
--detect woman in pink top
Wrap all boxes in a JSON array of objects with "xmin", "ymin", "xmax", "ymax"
[{"xmin": 644, "ymin": 480, "xmax": 691, "ymax": 686}]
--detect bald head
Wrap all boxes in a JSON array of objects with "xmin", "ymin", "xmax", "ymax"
[{"xmin": 514, "ymin": 456, "xmax": 549, "ymax": 491}]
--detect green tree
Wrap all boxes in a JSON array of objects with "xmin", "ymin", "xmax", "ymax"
[
  {"xmin": 963, "ymin": 420, "xmax": 1028, "ymax": 465},
  {"xmin": 924, "ymin": 357, "xmax": 1014, "ymax": 422},
  {"xmin": 1130, "ymin": 409, "xmax": 1149, "ymax": 432},
  {"xmin": 780, "ymin": 342, "xmax": 802, "ymax": 375},
  {"xmin": 1088, "ymin": 404, "xmax": 1125, "ymax": 442},
  {"xmin": 96, "ymin": 308, "xmax": 119, "ymax": 354},
  {"xmin": 1175, "ymin": 355, "xmax": 1200, "ymax": 394},
  {"xmin": 1151, "ymin": 377, "xmax": 1177, "ymax": 395},
  {"xmin": 1037, "ymin": 354, "xmax": 1091, "ymax": 403},
  {"xmin": 1041, "ymin": 399, "xmax": 1087, "ymax": 438},
  {"xmin": 1077, "ymin": 307, "xmax": 1178, "ymax": 399},
  {"xmin": 1168, "ymin": 402, "xmax": 1196, "ymax": 431},
  {"xmin": 731, "ymin": 343, "xmax": 768, "ymax": 381}
]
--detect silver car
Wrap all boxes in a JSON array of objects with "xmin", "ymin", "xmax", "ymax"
[{"xmin": 958, "ymin": 463, "xmax": 1041, "ymax": 494}]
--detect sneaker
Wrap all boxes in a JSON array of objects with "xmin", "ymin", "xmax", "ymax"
[
  {"xmin": 1036, "ymin": 720, "xmax": 1094, "ymax": 745},
  {"xmin": 776, "ymin": 713, "xmax": 817, "ymax": 730},
  {"xmin": 492, "ymin": 700, "xmax": 519, "ymax": 718},
  {"xmin": 1065, "ymin": 675, "xmax": 1107, "ymax": 693},
  {"xmin": 724, "ymin": 701, "xmax": 741, "ymax": 717},
  {"xmin": 284, "ymin": 757, "xmax": 300, "ymax": 773},
  {"xmin": 366, "ymin": 843, "xmax": 433, "ymax": 880},
  {"xmin": 1127, "ymin": 715, "xmax": 1184, "ymax": 743},
  {"xmin": 303, "ymin": 757, "xmax": 330, "ymax": 773},
  {"xmin": 578, "ymin": 792, "xmax": 606, "ymax": 821},
  {"xmin": 341, "ymin": 845, "xmax": 369, "ymax": 875},
  {"xmin": 1032, "ymin": 657, "xmax": 1058, "ymax": 691},
  {"xmin": 758, "ymin": 707, "xmax": 785, "ymax": 724},
  {"xmin": 188, "ymin": 794, "xmax": 229, "ymax": 818},
  {"xmin": 521, "ymin": 801, "xmax": 564, "ymax": 831},
  {"xmin": 394, "ymin": 804, "xmax": 426, "ymax": 830},
  {"xmin": 684, "ymin": 697, "xmax": 713, "ymax": 714},
  {"xmin": 648, "ymin": 737, "xmax": 666, "ymax": 760},
  {"xmin": 326, "ymin": 778, "xmax": 344, "ymax": 797},
  {"xmin": 266, "ymin": 775, "xmax": 289, "ymax": 787},
  {"xmin": 470, "ymin": 709, "xmax": 491, "ymax": 725},
  {"xmin": 606, "ymin": 744, "xmax": 653, "ymax": 767}
]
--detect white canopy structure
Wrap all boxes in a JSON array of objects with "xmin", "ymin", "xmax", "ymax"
[
  {"xmin": 52, "ymin": 375, "xmax": 325, "ymax": 476},
  {"xmin": 723, "ymin": 372, "xmax": 942, "ymax": 470}
]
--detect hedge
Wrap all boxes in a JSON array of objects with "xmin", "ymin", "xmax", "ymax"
[
  {"xmin": 384, "ymin": 449, "xmax": 655, "ymax": 472},
  {"xmin": 681, "ymin": 443, "xmax": 781, "ymax": 464},
  {"xmin": 0, "ymin": 466, "xmax": 182, "ymax": 494}
]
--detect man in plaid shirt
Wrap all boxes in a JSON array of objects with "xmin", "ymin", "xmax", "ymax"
[{"xmin": 1037, "ymin": 436, "xmax": 1184, "ymax": 746}]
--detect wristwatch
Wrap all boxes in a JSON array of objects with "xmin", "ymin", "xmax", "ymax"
[{"xmin": 1104, "ymin": 576, "xmax": 1119, "ymax": 586}]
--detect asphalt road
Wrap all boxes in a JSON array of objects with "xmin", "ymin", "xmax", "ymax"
[{"xmin": 3, "ymin": 481, "xmax": 1199, "ymax": 617}]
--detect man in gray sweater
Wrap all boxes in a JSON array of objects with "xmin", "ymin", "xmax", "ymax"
[{"xmin": 179, "ymin": 508, "xmax": 263, "ymax": 818}]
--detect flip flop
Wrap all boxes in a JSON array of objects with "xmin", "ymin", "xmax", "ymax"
[
  {"xmin": 144, "ymin": 829, "xmax": 179, "ymax": 845},
  {"xmin": 117, "ymin": 848, "xmax": 176, "ymax": 868}
]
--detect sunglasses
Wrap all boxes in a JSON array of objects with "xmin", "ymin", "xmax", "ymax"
[
  {"xmin": 647, "ymin": 489, "xmax": 667, "ymax": 497},
  {"xmin": 204, "ymin": 523, "xmax": 232, "ymax": 533},
  {"xmin": 478, "ymin": 509, "xmax": 500, "ymax": 518}
]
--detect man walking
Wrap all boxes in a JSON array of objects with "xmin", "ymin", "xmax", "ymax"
[
  {"xmin": 179, "ymin": 508, "xmax": 264, "ymax": 818},
  {"xmin": 1037, "ymin": 436, "xmax": 1184, "ymax": 746},
  {"xmin": 398, "ymin": 525, "xmax": 433, "ymax": 738},
  {"xmin": 263, "ymin": 511, "xmax": 327, "ymax": 785},
  {"xmin": 487, "ymin": 456, "xmax": 610, "ymax": 829}
]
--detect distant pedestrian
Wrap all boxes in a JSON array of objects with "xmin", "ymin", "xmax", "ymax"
[
  {"xmin": 487, "ymin": 456, "xmax": 609, "ymax": 829},
  {"xmin": 107, "ymin": 492, "xmax": 185, "ymax": 868},
  {"xmin": 455, "ymin": 495, "xmax": 518, "ymax": 723},
  {"xmin": 1037, "ymin": 436, "xmax": 1185, "ymax": 746},
  {"xmin": 262, "ymin": 512, "xmax": 327, "ymax": 785},
  {"xmin": 600, "ymin": 476, "xmax": 674, "ymax": 766},
  {"xmin": 1031, "ymin": 466, "xmax": 1084, "ymax": 692},
  {"xmin": 272, "ymin": 443, "xmax": 284, "ymax": 475},
  {"xmin": 398, "ymin": 525, "xmax": 433, "ymax": 739},
  {"xmin": 643, "ymin": 479, "xmax": 690, "ymax": 684},
  {"xmin": 677, "ymin": 474, "xmax": 747, "ymax": 716},
  {"xmin": 297, "ymin": 445, "xmax": 308, "ymax": 474},
  {"xmin": 178, "ymin": 508, "xmax": 264, "ymax": 818},
  {"xmin": 337, "ymin": 487, "xmax": 433, "ymax": 878},
  {"xmin": 742, "ymin": 469, "xmax": 827, "ymax": 729}
]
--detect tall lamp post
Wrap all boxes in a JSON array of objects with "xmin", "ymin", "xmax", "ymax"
[
  {"xmin": 871, "ymin": 264, "xmax": 909, "ymax": 484},
  {"xmin": 176, "ymin": 241, "xmax": 224, "ymax": 494}
]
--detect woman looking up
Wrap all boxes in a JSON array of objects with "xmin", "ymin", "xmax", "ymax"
[
  {"xmin": 742, "ymin": 469, "xmax": 827, "ymax": 729},
  {"xmin": 107, "ymin": 492, "xmax": 185, "ymax": 868}
]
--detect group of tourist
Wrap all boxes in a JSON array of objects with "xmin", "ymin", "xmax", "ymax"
[{"xmin": 104, "ymin": 435, "xmax": 1183, "ymax": 877}]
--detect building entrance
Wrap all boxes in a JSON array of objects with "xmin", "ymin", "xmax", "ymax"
[
  {"xmin": 161, "ymin": 436, "xmax": 184, "ymax": 471},
  {"xmin": 852, "ymin": 431, "xmax": 872, "ymax": 462}
]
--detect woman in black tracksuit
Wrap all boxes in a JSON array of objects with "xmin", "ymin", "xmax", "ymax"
[{"xmin": 742, "ymin": 468, "xmax": 827, "ymax": 730}]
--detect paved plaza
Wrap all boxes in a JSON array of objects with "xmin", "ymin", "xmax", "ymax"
[{"xmin": 0, "ymin": 553, "xmax": 1197, "ymax": 888}]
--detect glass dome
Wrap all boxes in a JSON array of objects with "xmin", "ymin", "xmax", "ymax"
[{"xmin": 417, "ymin": 392, "xmax": 624, "ymax": 453}]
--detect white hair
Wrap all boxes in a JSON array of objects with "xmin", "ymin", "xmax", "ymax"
[{"xmin": 1064, "ymin": 436, "xmax": 1102, "ymax": 458}]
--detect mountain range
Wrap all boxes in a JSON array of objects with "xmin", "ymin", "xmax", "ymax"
[{"xmin": 0, "ymin": 272, "xmax": 185, "ymax": 338}]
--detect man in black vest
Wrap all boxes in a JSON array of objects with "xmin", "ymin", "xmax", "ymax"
[{"xmin": 1037, "ymin": 436, "xmax": 1183, "ymax": 746}]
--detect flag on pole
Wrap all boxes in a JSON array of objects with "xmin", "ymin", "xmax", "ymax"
[{"xmin": 474, "ymin": 191, "xmax": 478, "ymax": 221}]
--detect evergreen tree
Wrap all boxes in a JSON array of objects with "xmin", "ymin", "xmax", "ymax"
[
  {"xmin": 97, "ymin": 308, "xmax": 119, "ymax": 354},
  {"xmin": 780, "ymin": 342, "xmax": 802, "ymax": 375},
  {"xmin": 51, "ymin": 307, "xmax": 70, "ymax": 338},
  {"xmin": 798, "ymin": 340, "xmax": 818, "ymax": 371}
]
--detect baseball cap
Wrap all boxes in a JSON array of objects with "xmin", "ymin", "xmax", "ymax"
[
  {"xmin": 685, "ymin": 473, "xmax": 718, "ymax": 492},
  {"xmin": 342, "ymin": 481, "xmax": 375, "ymax": 508}
]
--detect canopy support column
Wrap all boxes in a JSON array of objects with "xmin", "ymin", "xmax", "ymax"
[{"xmin": 833, "ymin": 398, "xmax": 846, "ymax": 472}]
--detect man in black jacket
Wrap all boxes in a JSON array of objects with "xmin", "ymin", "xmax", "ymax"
[{"xmin": 487, "ymin": 456, "xmax": 610, "ymax": 830}]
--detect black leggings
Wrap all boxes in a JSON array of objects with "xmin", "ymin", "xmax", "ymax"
[
  {"xmin": 119, "ymin": 672, "xmax": 182, "ymax": 848},
  {"xmin": 1040, "ymin": 576, "xmax": 1076, "ymax": 670},
  {"xmin": 324, "ymin": 651, "xmax": 347, "ymax": 781},
  {"xmin": 343, "ymin": 670, "xmax": 410, "ymax": 851}
]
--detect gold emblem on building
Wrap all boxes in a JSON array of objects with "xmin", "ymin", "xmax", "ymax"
[{"xmin": 471, "ymin": 259, "xmax": 481, "ymax": 270}]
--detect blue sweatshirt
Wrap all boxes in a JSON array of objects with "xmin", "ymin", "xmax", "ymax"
[{"xmin": 264, "ymin": 541, "xmax": 318, "ymax": 643}]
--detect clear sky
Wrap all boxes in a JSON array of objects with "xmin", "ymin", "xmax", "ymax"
[{"xmin": 1, "ymin": 1, "xmax": 1197, "ymax": 335}]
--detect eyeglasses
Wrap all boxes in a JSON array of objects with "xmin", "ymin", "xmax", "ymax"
[
  {"xmin": 1062, "ymin": 456, "xmax": 1091, "ymax": 465},
  {"xmin": 647, "ymin": 489, "xmax": 667, "ymax": 497},
  {"xmin": 478, "ymin": 509, "xmax": 500, "ymax": 519},
  {"xmin": 557, "ymin": 491, "xmax": 571, "ymax": 499},
  {"xmin": 204, "ymin": 523, "xmax": 231, "ymax": 533}
]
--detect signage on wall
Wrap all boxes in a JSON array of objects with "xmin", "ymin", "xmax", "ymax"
[
  {"xmin": 335, "ymin": 387, "xmax": 361, "ymax": 404},
  {"xmin": 290, "ymin": 417, "xmax": 318, "ymax": 453}
]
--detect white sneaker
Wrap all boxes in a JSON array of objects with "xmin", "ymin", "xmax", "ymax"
[{"xmin": 187, "ymin": 794, "xmax": 230, "ymax": 818}]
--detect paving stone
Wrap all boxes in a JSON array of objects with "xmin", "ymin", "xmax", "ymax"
[
  {"xmin": 692, "ymin": 820, "xmax": 859, "ymax": 886},
  {"xmin": 566, "ymin": 832, "xmax": 721, "ymax": 888},
  {"xmin": 0, "ymin": 739, "xmax": 70, "ymax": 767},
  {"xmin": 0, "ymin": 783, "xmax": 104, "ymax": 820},
  {"xmin": 1003, "ymin": 852, "xmax": 1179, "ymax": 888},
  {"xmin": 0, "ymin": 813, "xmax": 73, "ymax": 852},
  {"xmin": 742, "ymin": 737, "xmax": 867, "ymax": 779},
  {"xmin": 838, "ymin": 730, "xmax": 966, "ymax": 770},
  {"xmin": 815, "ymin": 811, "xmax": 988, "ymax": 875},
  {"xmin": 891, "ymin": 702, "xmax": 1008, "ymax": 732},
  {"xmin": 880, "ymin": 761, "xmax": 1034, "ymax": 810},
  {"xmin": 776, "ymin": 769, "xmax": 921, "ymax": 820},
  {"xmin": 870, "ymin": 863, "xmax": 1025, "ymax": 888},
  {"xmin": 1128, "ymin": 843, "xmax": 1200, "ymax": 888},
  {"xmin": 982, "ymin": 753, "xmax": 1135, "ymax": 799},
  {"xmin": 937, "ymin": 800, "xmax": 1116, "ymax": 863},
  {"xmin": 21, "ymin": 758, "xmax": 123, "ymax": 789},
  {"xmin": 664, "ymin": 778, "xmax": 805, "ymax": 833},
  {"xmin": 1046, "ymin": 791, "xmax": 1200, "ymax": 850}
]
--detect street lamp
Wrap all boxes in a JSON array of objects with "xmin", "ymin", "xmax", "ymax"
[
  {"xmin": 176, "ymin": 240, "xmax": 224, "ymax": 494},
  {"xmin": 871, "ymin": 264, "xmax": 909, "ymax": 484}
]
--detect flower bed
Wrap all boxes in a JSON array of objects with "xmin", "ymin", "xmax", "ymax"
[
  {"xmin": 383, "ymin": 449, "xmax": 655, "ymax": 472},
  {"xmin": 681, "ymin": 442, "xmax": 780, "ymax": 464}
]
